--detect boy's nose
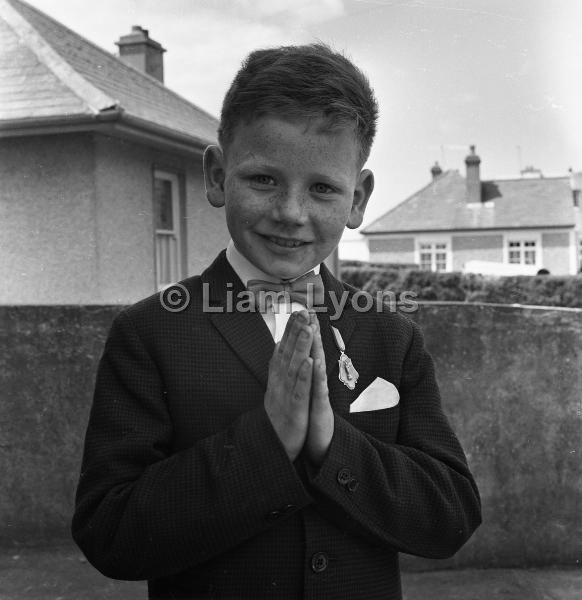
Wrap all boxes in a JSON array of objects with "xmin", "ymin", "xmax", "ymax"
[{"xmin": 271, "ymin": 187, "xmax": 308, "ymax": 224}]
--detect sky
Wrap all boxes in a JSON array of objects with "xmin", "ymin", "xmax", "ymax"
[{"xmin": 23, "ymin": 0, "xmax": 582, "ymax": 256}]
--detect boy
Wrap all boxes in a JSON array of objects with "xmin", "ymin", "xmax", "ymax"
[{"xmin": 72, "ymin": 44, "xmax": 481, "ymax": 599}]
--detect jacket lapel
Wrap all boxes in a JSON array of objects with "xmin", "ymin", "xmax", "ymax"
[
  {"xmin": 316, "ymin": 264, "xmax": 357, "ymax": 413},
  {"xmin": 317, "ymin": 264, "xmax": 356, "ymax": 377},
  {"xmin": 201, "ymin": 253, "xmax": 355, "ymax": 392},
  {"xmin": 203, "ymin": 251, "xmax": 275, "ymax": 389}
]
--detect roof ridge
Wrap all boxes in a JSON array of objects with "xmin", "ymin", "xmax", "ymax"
[
  {"xmin": 486, "ymin": 175, "xmax": 569, "ymax": 183},
  {"xmin": 361, "ymin": 169, "xmax": 459, "ymax": 233},
  {"xmin": 113, "ymin": 55, "xmax": 219, "ymax": 125},
  {"xmin": 0, "ymin": 0, "xmax": 118, "ymax": 114},
  {"xmin": 5, "ymin": 0, "xmax": 218, "ymax": 126}
]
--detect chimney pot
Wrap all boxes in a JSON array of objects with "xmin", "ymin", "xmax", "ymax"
[
  {"xmin": 520, "ymin": 165, "xmax": 543, "ymax": 179},
  {"xmin": 116, "ymin": 26, "xmax": 166, "ymax": 83},
  {"xmin": 465, "ymin": 144, "xmax": 481, "ymax": 203},
  {"xmin": 569, "ymin": 168, "xmax": 582, "ymax": 207},
  {"xmin": 430, "ymin": 161, "xmax": 443, "ymax": 180}
]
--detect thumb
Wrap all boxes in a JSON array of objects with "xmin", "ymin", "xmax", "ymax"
[{"xmin": 311, "ymin": 358, "xmax": 329, "ymax": 410}]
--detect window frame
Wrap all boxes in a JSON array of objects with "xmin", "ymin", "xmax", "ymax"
[
  {"xmin": 503, "ymin": 232, "xmax": 542, "ymax": 268},
  {"xmin": 153, "ymin": 169, "xmax": 184, "ymax": 291},
  {"xmin": 414, "ymin": 235, "xmax": 452, "ymax": 272}
]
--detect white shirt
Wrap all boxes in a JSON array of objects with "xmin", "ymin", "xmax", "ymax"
[{"xmin": 226, "ymin": 240, "xmax": 320, "ymax": 343}]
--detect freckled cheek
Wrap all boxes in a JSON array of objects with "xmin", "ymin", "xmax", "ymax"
[
  {"xmin": 225, "ymin": 186, "xmax": 266, "ymax": 224},
  {"xmin": 322, "ymin": 206, "xmax": 348, "ymax": 226},
  {"xmin": 317, "ymin": 209, "xmax": 350, "ymax": 242}
]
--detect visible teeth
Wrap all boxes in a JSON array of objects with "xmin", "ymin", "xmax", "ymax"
[{"xmin": 269, "ymin": 236, "xmax": 303, "ymax": 248}]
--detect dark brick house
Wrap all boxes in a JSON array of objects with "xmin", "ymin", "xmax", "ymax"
[{"xmin": 363, "ymin": 146, "xmax": 582, "ymax": 275}]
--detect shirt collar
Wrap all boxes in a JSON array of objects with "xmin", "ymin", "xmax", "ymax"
[{"xmin": 226, "ymin": 239, "xmax": 320, "ymax": 288}]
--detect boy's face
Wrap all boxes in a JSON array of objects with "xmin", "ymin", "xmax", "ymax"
[{"xmin": 204, "ymin": 116, "xmax": 373, "ymax": 280}]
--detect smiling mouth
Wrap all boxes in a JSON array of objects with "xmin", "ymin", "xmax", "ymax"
[{"xmin": 263, "ymin": 235, "xmax": 307, "ymax": 248}]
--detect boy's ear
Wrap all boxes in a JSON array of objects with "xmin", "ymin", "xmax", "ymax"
[
  {"xmin": 346, "ymin": 169, "xmax": 374, "ymax": 229},
  {"xmin": 203, "ymin": 145, "xmax": 226, "ymax": 208}
]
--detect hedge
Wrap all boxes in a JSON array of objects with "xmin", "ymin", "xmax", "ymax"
[{"xmin": 340, "ymin": 262, "xmax": 582, "ymax": 308}]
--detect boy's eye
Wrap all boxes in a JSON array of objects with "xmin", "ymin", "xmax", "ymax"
[
  {"xmin": 312, "ymin": 183, "xmax": 335, "ymax": 194},
  {"xmin": 250, "ymin": 174, "xmax": 276, "ymax": 186}
]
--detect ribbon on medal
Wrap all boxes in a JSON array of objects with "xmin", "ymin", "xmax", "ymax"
[{"xmin": 331, "ymin": 325, "xmax": 359, "ymax": 390}]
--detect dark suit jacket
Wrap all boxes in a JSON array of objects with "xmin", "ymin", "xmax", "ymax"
[{"xmin": 72, "ymin": 250, "xmax": 481, "ymax": 599}]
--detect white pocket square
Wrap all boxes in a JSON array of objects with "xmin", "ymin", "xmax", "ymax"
[{"xmin": 350, "ymin": 377, "xmax": 400, "ymax": 413}]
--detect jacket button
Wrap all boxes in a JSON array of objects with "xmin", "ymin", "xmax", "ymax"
[
  {"xmin": 282, "ymin": 504, "xmax": 296, "ymax": 514},
  {"xmin": 337, "ymin": 467, "xmax": 352, "ymax": 485},
  {"xmin": 347, "ymin": 478, "xmax": 359, "ymax": 492},
  {"xmin": 266, "ymin": 510, "xmax": 281, "ymax": 522},
  {"xmin": 311, "ymin": 552, "xmax": 329, "ymax": 573}
]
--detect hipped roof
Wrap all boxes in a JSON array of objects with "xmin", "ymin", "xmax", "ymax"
[
  {"xmin": 363, "ymin": 170, "xmax": 575, "ymax": 234},
  {"xmin": 0, "ymin": 0, "xmax": 218, "ymax": 150}
]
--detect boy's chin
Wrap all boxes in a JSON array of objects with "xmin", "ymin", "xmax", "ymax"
[
  {"xmin": 239, "ymin": 242, "xmax": 329, "ymax": 279},
  {"xmin": 258, "ymin": 257, "xmax": 319, "ymax": 280}
]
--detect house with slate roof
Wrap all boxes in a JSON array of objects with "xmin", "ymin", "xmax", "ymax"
[
  {"xmin": 362, "ymin": 146, "xmax": 582, "ymax": 276},
  {"xmin": 0, "ymin": 0, "xmax": 229, "ymax": 304}
]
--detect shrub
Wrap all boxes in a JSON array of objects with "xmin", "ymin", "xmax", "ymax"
[
  {"xmin": 339, "ymin": 261, "xmax": 582, "ymax": 308},
  {"xmin": 341, "ymin": 266, "xmax": 385, "ymax": 290},
  {"xmin": 362, "ymin": 270, "xmax": 402, "ymax": 294}
]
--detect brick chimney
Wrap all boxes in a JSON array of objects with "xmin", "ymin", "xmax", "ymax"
[
  {"xmin": 116, "ymin": 26, "xmax": 165, "ymax": 83},
  {"xmin": 430, "ymin": 161, "xmax": 443, "ymax": 180},
  {"xmin": 465, "ymin": 145, "xmax": 481, "ymax": 203},
  {"xmin": 570, "ymin": 168, "xmax": 582, "ymax": 208},
  {"xmin": 520, "ymin": 165, "xmax": 543, "ymax": 179}
]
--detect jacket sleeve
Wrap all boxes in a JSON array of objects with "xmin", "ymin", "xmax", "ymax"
[
  {"xmin": 71, "ymin": 310, "xmax": 312, "ymax": 581},
  {"xmin": 304, "ymin": 318, "xmax": 481, "ymax": 559}
]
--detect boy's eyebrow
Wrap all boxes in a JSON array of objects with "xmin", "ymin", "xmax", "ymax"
[
  {"xmin": 236, "ymin": 159, "xmax": 275, "ymax": 171},
  {"xmin": 235, "ymin": 159, "xmax": 350, "ymax": 186}
]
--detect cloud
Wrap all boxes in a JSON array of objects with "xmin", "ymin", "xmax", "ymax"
[
  {"xmin": 449, "ymin": 92, "xmax": 479, "ymax": 106},
  {"xmin": 541, "ymin": 1, "xmax": 582, "ymax": 163},
  {"xmin": 232, "ymin": 0, "xmax": 346, "ymax": 25},
  {"xmin": 163, "ymin": 9, "xmax": 297, "ymax": 114}
]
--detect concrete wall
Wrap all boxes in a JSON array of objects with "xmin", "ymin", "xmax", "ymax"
[
  {"xmin": 0, "ymin": 306, "xmax": 115, "ymax": 542},
  {"xmin": 0, "ymin": 303, "xmax": 580, "ymax": 570},
  {"xmin": 93, "ymin": 135, "xmax": 156, "ymax": 303},
  {"xmin": 402, "ymin": 303, "xmax": 582, "ymax": 570},
  {"xmin": 0, "ymin": 133, "xmax": 230, "ymax": 305},
  {"xmin": 92, "ymin": 134, "xmax": 229, "ymax": 302},
  {"xmin": 451, "ymin": 234, "xmax": 503, "ymax": 270},
  {"xmin": 541, "ymin": 231, "xmax": 571, "ymax": 275},
  {"xmin": 0, "ymin": 134, "xmax": 99, "ymax": 304}
]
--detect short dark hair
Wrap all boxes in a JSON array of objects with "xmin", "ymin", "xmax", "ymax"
[{"xmin": 218, "ymin": 43, "xmax": 378, "ymax": 166}]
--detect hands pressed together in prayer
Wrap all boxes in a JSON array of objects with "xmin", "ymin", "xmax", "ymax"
[{"xmin": 264, "ymin": 310, "xmax": 334, "ymax": 465}]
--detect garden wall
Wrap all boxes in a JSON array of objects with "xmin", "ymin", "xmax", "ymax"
[{"xmin": 0, "ymin": 303, "xmax": 580, "ymax": 569}]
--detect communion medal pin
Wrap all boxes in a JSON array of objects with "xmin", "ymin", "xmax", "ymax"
[{"xmin": 331, "ymin": 326, "xmax": 359, "ymax": 390}]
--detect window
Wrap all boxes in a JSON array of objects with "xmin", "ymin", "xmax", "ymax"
[
  {"xmin": 154, "ymin": 171, "xmax": 182, "ymax": 290},
  {"xmin": 418, "ymin": 242, "xmax": 449, "ymax": 272},
  {"xmin": 507, "ymin": 239, "xmax": 537, "ymax": 265}
]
